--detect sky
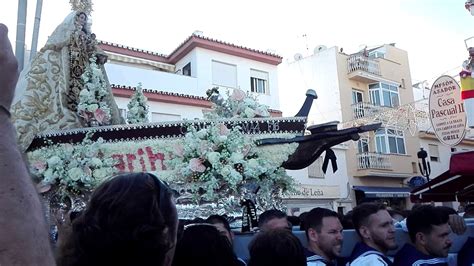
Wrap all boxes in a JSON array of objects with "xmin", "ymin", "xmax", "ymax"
[{"xmin": 1, "ymin": 0, "xmax": 473, "ymax": 86}]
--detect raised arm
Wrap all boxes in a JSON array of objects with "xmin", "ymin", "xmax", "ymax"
[{"xmin": 0, "ymin": 23, "xmax": 55, "ymax": 266}]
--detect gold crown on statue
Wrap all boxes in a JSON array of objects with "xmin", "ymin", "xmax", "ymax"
[{"xmin": 70, "ymin": 0, "xmax": 93, "ymax": 15}]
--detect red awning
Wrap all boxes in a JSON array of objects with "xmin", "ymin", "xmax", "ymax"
[{"xmin": 410, "ymin": 151, "xmax": 474, "ymax": 202}]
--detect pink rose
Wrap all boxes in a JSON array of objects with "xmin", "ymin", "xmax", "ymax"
[
  {"xmin": 219, "ymin": 123, "xmax": 230, "ymax": 135},
  {"xmin": 94, "ymin": 108, "xmax": 108, "ymax": 123},
  {"xmin": 174, "ymin": 144, "xmax": 184, "ymax": 157},
  {"xmin": 189, "ymin": 158, "xmax": 206, "ymax": 173},
  {"xmin": 33, "ymin": 161, "xmax": 47, "ymax": 171},
  {"xmin": 36, "ymin": 182, "xmax": 51, "ymax": 194},
  {"xmin": 230, "ymin": 88, "xmax": 246, "ymax": 101},
  {"xmin": 83, "ymin": 166, "xmax": 92, "ymax": 176}
]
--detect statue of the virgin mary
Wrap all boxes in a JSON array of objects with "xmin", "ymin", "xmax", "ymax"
[{"xmin": 11, "ymin": 0, "xmax": 123, "ymax": 151}]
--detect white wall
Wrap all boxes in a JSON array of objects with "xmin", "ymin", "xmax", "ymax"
[
  {"xmin": 114, "ymin": 96, "xmax": 207, "ymax": 122},
  {"xmin": 278, "ymin": 47, "xmax": 342, "ymax": 123},
  {"xmin": 190, "ymin": 47, "xmax": 280, "ymax": 110},
  {"xmin": 105, "ymin": 62, "xmax": 201, "ymax": 96},
  {"xmin": 287, "ymin": 145, "xmax": 350, "ymax": 199},
  {"xmin": 419, "ymin": 138, "xmax": 474, "ymax": 178}
]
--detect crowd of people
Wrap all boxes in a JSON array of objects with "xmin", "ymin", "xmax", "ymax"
[{"xmin": 1, "ymin": 23, "xmax": 474, "ymax": 266}]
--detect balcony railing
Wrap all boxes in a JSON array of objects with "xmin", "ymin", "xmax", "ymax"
[
  {"xmin": 347, "ymin": 55, "xmax": 381, "ymax": 76},
  {"xmin": 351, "ymin": 102, "xmax": 387, "ymax": 119},
  {"xmin": 357, "ymin": 152, "xmax": 392, "ymax": 170}
]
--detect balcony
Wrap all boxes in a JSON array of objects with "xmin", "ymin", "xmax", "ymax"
[
  {"xmin": 357, "ymin": 152, "xmax": 392, "ymax": 170},
  {"xmin": 347, "ymin": 55, "xmax": 381, "ymax": 83},
  {"xmin": 351, "ymin": 102, "xmax": 387, "ymax": 119}
]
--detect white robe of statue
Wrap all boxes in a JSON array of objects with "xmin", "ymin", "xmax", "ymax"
[{"xmin": 11, "ymin": 11, "xmax": 123, "ymax": 151}]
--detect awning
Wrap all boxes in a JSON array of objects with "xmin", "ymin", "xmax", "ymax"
[
  {"xmin": 353, "ymin": 186, "xmax": 411, "ymax": 198},
  {"xmin": 411, "ymin": 151, "xmax": 474, "ymax": 202}
]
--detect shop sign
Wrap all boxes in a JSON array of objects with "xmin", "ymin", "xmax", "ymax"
[
  {"xmin": 429, "ymin": 75, "xmax": 466, "ymax": 146},
  {"xmin": 286, "ymin": 185, "xmax": 340, "ymax": 199}
]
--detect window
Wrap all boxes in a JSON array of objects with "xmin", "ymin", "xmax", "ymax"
[
  {"xmin": 369, "ymin": 82, "xmax": 400, "ymax": 108},
  {"xmin": 151, "ymin": 112, "xmax": 181, "ymax": 122},
  {"xmin": 250, "ymin": 69, "xmax": 269, "ymax": 94},
  {"xmin": 428, "ymin": 144, "xmax": 439, "ymax": 162},
  {"xmin": 352, "ymin": 89, "xmax": 364, "ymax": 118},
  {"xmin": 182, "ymin": 62, "xmax": 191, "ymax": 76},
  {"xmin": 212, "ymin": 60, "xmax": 237, "ymax": 88},
  {"xmin": 375, "ymin": 128, "xmax": 406, "ymax": 155},
  {"xmin": 308, "ymin": 156, "xmax": 325, "ymax": 178},
  {"xmin": 369, "ymin": 51, "xmax": 385, "ymax": 59},
  {"xmin": 357, "ymin": 138, "xmax": 369, "ymax": 154},
  {"xmin": 119, "ymin": 108, "xmax": 127, "ymax": 121}
]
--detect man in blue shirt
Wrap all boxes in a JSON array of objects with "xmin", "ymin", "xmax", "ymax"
[
  {"xmin": 304, "ymin": 208, "xmax": 343, "ymax": 266},
  {"xmin": 393, "ymin": 205, "xmax": 451, "ymax": 266},
  {"xmin": 347, "ymin": 203, "xmax": 397, "ymax": 266}
]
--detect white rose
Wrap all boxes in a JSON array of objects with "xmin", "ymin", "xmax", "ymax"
[
  {"xmin": 217, "ymin": 135, "xmax": 228, "ymax": 143},
  {"xmin": 43, "ymin": 169, "xmax": 55, "ymax": 183},
  {"xmin": 87, "ymin": 104, "xmax": 99, "ymax": 112},
  {"xmin": 247, "ymin": 159, "xmax": 259, "ymax": 169},
  {"xmin": 207, "ymin": 152, "xmax": 221, "ymax": 166},
  {"xmin": 230, "ymin": 152, "xmax": 244, "ymax": 163},
  {"xmin": 244, "ymin": 107, "xmax": 256, "ymax": 118},
  {"xmin": 47, "ymin": 156, "xmax": 62, "ymax": 168},
  {"xmin": 93, "ymin": 169, "xmax": 108, "ymax": 179},
  {"xmin": 220, "ymin": 165, "xmax": 233, "ymax": 177},
  {"xmin": 90, "ymin": 158, "xmax": 103, "ymax": 168},
  {"xmin": 68, "ymin": 167, "xmax": 83, "ymax": 181},
  {"xmin": 196, "ymin": 129, "xmax": 207, "ymax": 139}
]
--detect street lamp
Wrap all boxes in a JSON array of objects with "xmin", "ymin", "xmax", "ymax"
[{"xmin": 417, "ymin": 148, "xmax": 431, "ymax": 182}]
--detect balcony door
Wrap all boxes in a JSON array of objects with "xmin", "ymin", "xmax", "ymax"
[{"xmin": 352, "ymin": 90, "xmax": 364, "ymax": 118}]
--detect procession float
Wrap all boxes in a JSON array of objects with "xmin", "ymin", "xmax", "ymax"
[{"xmin": 11, "ymin": 0, "xmax": 380, "ymax": 231}]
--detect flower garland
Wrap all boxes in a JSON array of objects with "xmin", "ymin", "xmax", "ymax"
[
  {"xmin": 165, "ymin": 123, "xmax": 297, "ymax": 210},
  {"xmin": 127, "ymin": 83, "xmax": 149, "ymax": 124},
  {"xmin": 29, "ymin": 134, "xmax": 117, "ymax": 196},
  {"xmin": 205, "ymin": 87, "xmax": 270, "ymax": 119},
  {"xmin": 77, "ymin": 55, "xmax": 112, "ymax": 126}
]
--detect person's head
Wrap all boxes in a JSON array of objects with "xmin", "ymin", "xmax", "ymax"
[
  {"xmin": 206, "ymin": 215, "xmax": 233, "ymax": 244},
  {"xmin": 172, "ymin": 223, "xmax": 240, "ymax": 266},
  {"xmin": 341, "ymin": 210, "xmax": 354, "ymax": 229},
  {"xmin": 464, "ymin": 204, "xmax": 474, "ymax": 218},
  {"xmin": 388, "ymin": 209, "xmax": 405, "ymax": 222},
  {"xmin": 407, "ymin": 205, "xmax": 452, "ymax": 258},
  {"xmin": 352, "ymin": 203, "xmax": 397, "ymax": 254},
  {"xmin": 298, "ymin": 212, "xmax": 308, "ymax": 231},
  {"xmin": 258, "ymin": 209, "xmax": 290, "ymax": 232},
  {"xmin": 57, "ymin": 173, "xmax": 178, "ymax": 266},
  {"xmin": 248, "ymin": 229, "xmax": 306, "ymax": 266},
  {"xmin": 304, "ymin": 208, "xmax": 343, "ymax": 261}
]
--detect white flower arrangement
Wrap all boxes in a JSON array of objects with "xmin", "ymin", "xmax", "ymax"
[
  {"xmin": 77, "ymin": 54, "xmax": 112, "ymax": 126},
  {"xmin": 205, "ymin": 87, "xmax": 270, "ymax": 119},
  {"xmin": 165, "ymin": 123, "xmax": 296, "ymax": 210},
  {"xmin": 29, "ymin": 135, "xmax": 117, "ymax": 195},
  {"xmin": 127, "ymin": 83, "xmax": 149, "ymax": 124}
]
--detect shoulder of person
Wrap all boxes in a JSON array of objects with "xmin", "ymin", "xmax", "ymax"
[
  {"xmin": 349, "ymin": 253, "xmax": 391, "ymax": 266},
  {"xmin": 307, "ymin": 259, "xmax": 328, "ymax": 266}
]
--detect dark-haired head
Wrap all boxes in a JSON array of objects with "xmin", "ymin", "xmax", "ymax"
[
  {"xmin": 172, "ymin": 223, "xmax": 240, "ymax": 266},
  {"xmin": 206, "ymin": 214, "xmax": 233, "ymax": 244},
  {"xmin": 407, "ymin": 205, "xmax": 452, "ymax": 257},
  {"xmin": 248, "ymin": 229, "xmax": 306, "ymax": 266},
  {"xmin": 258, "ymin": 209, "xmax": 289, "ymax": 232},
  {"xmin": 352, "ymin": 203, "xmax": 396, "ymax": 253},
  {"xmin": 57, "ymin": 172, "xmax": 178, "ymax": 266},
  {"xmin": 304, "ymin": 207, "xmax": 339, "ymax": 238},
  {"xmin": 352, "ymin": 203, "xmax": 386, "ymax": 238}
]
